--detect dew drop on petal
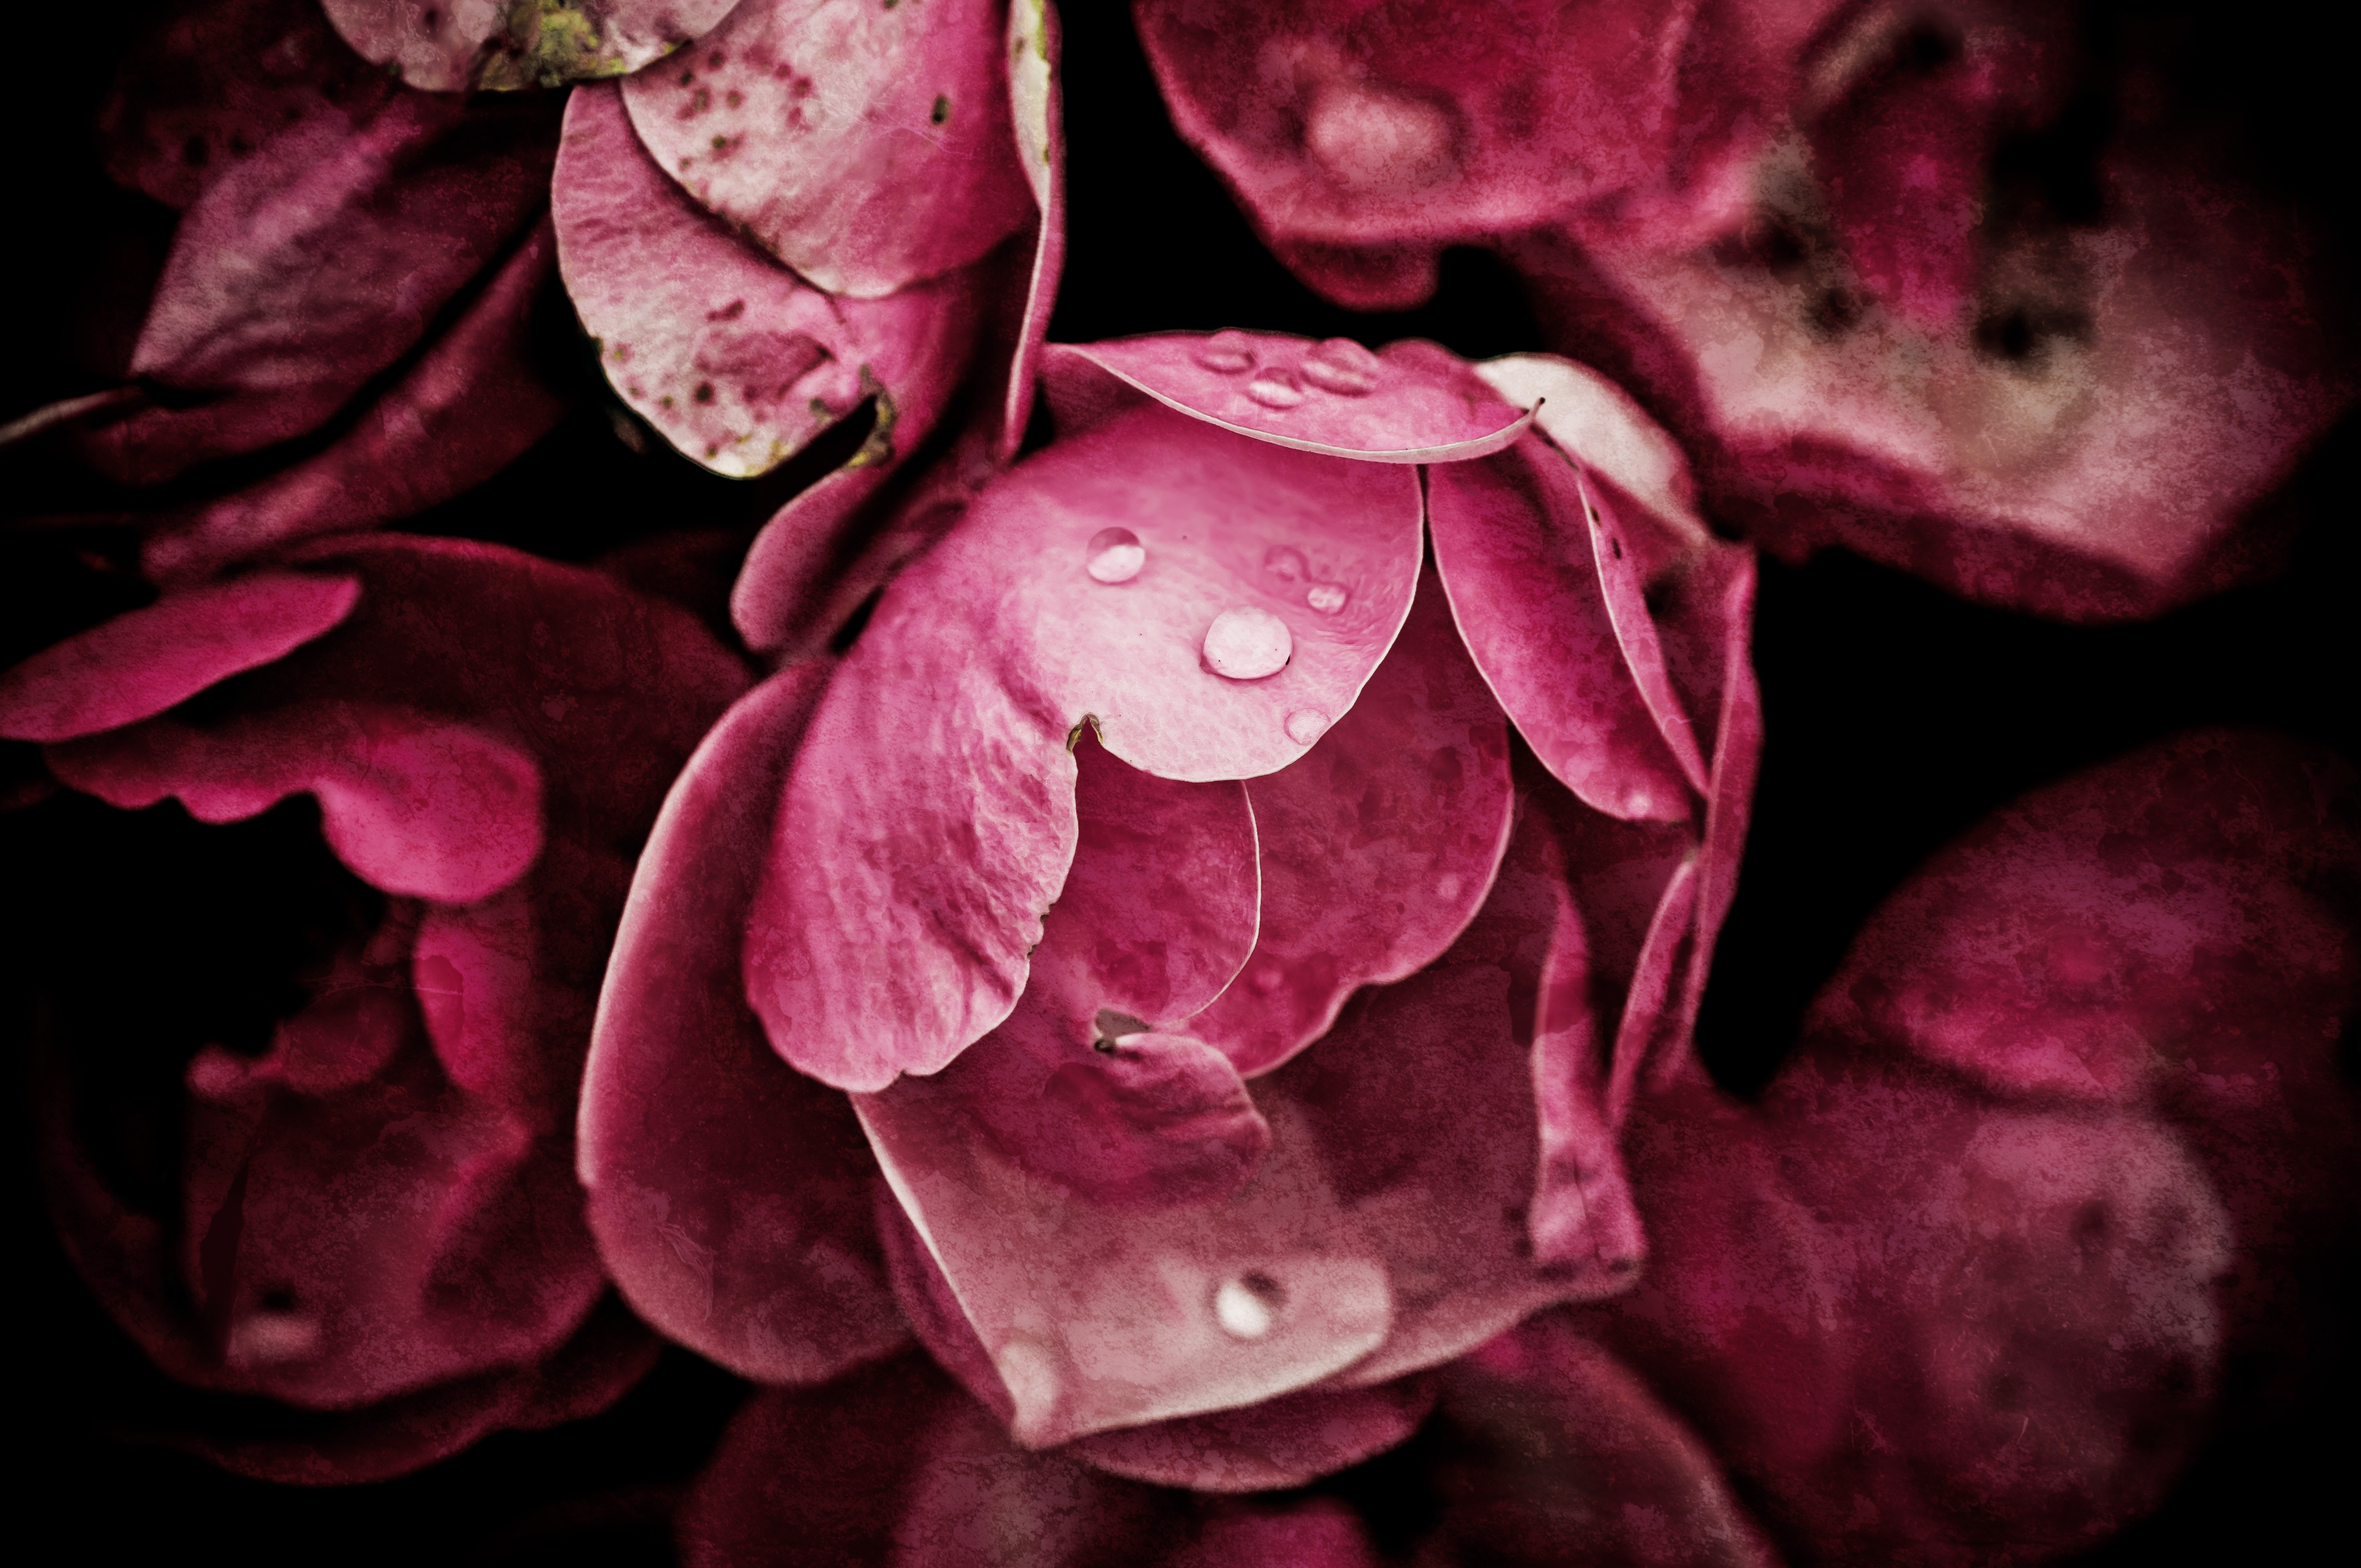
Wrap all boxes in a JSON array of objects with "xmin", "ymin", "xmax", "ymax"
[
  {"xmin": 1263, "ymin": 545, "xmax": 1308, "ymax": 582},
  {"xmin": 1245, "ymin": 367, "xmax": 1307, "ymax": 409},
  {"xmin": 1194, "ymin": 330, "xmax": 1258, "ymax": 374},
  {"xmin": 1204, "ymin": 608, "xmax": 1293, "ymax": 679},
  {"xmin": 1302, "ymin": 337, "xmax": 1381, "ymax": 395},
  {"xmin": 1305, "ymin": 582, "xmax": 1350, "ymax": 614},
  {"xmin": 1214, "ymin": 1273, "xmax": 1283, "ymax": 1340},
  {"xmin": 1085, "ymin": 526, "xmax": 1146, "ymax": 583},
  {"xmin": 1284, "ymin": 708, "xmax": 1329, "ymax": 745}
]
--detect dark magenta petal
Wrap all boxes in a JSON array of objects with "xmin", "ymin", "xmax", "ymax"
[
  {"xmin": 1809, "ymin": 728, "xmax": 2361, "ymax": 1104},
  {"xmin": 1064, "ymin": 1378, "xmax": 1435, "ymax": 1494},
  {"xmin": 0, "ymin": 571, "xmax": 359, "ymax": 742},
  {"xmin": 1043, "ymin": 334, "xmax": 1531, "ymax": 463},
  {"xmin": 1425, "ymin": 1315, "xmax": 1781, "ymax": 1567},
  {"xmin": 143, "ymin": 218, "xmax": 569, "ymax": 582},
  {"xmin": 1429, "ymin": 439, "xmax": 1693, "ymax": 820},
  {"xmin": 580, "ymin": 668, "xmax": 910, "ymax": 1384},
  {"xmin": 554, "ymin": 82, "xmax": 980, "ymax": 478},
  {"xmin": 323, "ymin": 0, "xmax": 744, "ymax": 92},
  {"xmin": 621, "ymin": 0, "xmax": 1035, "ymax": 298},
  {"xmin": 99, "ymin": 0, "xmax": 398, "ymax": 210},
  {"xmin": 1192, "ymin": 565, "xmax": 1513, "ymax": 1075},
  {"xmin": 88, "ymin": 90, "xmax": 555, "ymax": 486},
  {"xmin": 729, "ymin": 460, "xmax": 901, "ymax": 654},
  {"xmin": 48, "ymin": 701, "xmax": 544, "ymax": 905},
  {"xmin": 745, "ymin": 402, "xmax": 1421, "ymax": 1091}
]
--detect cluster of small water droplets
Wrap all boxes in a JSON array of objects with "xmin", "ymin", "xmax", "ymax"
[
  {"xmin": 1263, "ymin": 545, "xmax": 1350, "ymax": 614},
  {"xmin": 1084, "ymin": 525, "xmax": 1145, "ymax": 583},
  {"xmin": 1192, "ymin": 332, "xmax": 1380, "ymax": 410},
  {"xmin": 1203, "ymin": 607, "xmax": 1292, "ymax": 680}
]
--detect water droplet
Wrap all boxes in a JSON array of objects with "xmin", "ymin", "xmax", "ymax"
[
  {"xmin": 1085, "ymin": 526, "xmax": 1145, "ymax": 583},
  {"xmin": 1304, "ymin": 582, "xmax": 1349, "ymax": 614},
  {"xmin": 1435, "ymin": 873, "xmax": 1464, "ymax": 901},
  {"xmin": 1214, "ymin": 1273, "xmax": 1285, "ymax": 1340},
  {"xmin": 1204, "ymin": 608, "xmax": 1292, "ymax": 680},
  {"xmin": 1283, "ymin": 709, "xmax": 1328, "ymax": 745},
  {"xmin": 1194, "ymin": 330, "xmax": 1258, "ymax": 374},
  {"xmin": 1302, "ymin": 337, "xmax": 1380, "ymax": 395},
  {"xmin": 1263, "ymin": 545, "xmax": 1308, "ymax": 582},
  {"xmin": 1245, "ymin": 368, "xmax": 1307, "ymax": 409}
]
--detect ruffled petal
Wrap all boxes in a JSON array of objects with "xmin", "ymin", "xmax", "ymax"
[
  {"xmin": 1044, "ymin": 334, "xmax": 1530, "ymax": 463},
  {"xmin": 621, "ymin": 0, "xmax": 1034, "ymax": 298},
  {"xmin": 746, "ymin": 401, "xmax": 1421, "ymax": 1091},
  {"xmin": 579, "ymin": 668, "xmax": 909, "ymax": 1384},
  {"xmin": 323, "ymin": 0, "xmax": 745, "ymax": 92},
  {"xmin": 0, "ymin": 571, "xmax": 359, "ymax": 742},
  {"xmin": 1191, "ymin": 566, "xmax": 1513, "ymax": 1076}
]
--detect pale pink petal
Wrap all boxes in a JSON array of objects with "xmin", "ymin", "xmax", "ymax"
[
  {"xmin": 0, "ymin": 571, "xmax": 359, "ymax": 742},
  {"xmin": 998, "ymin": 0, "xmax": 1065, "ymax": 462},
  {"xmin": 1043, "ymin": 334, "xmax": 1531, "ymax": 464},
  {"xmin": 621, "ymin": 0, "xmax": 1034, "ymax": 298},
  {"xmin": 579, "ymin": 668, "xmax": 909, "ymax": 1385},
  {"xmin": 746, "ymin": 402, "xmax": 1421, "ymax": 1091},
  {"xmin": 1428, "ymin": 440, "xmax": 1694, "ymax": 821},
  {"xmin": 142, "ymin": 217, "xmax": 570, "ymax": 581},
  {"xmin": 47, "ymin": 701, "xmax": 544, "ymax": 905},
  {"xmin": 554, "ymin": 81, "xmax": 980, "ymax": 477},
  {"xmin": 1192, "ymin": 567, "xmax": 1514, "ymax": 1076},
  {"xmin": 324, "ymin": 0, "xmax": 745, "ymax": 92}
]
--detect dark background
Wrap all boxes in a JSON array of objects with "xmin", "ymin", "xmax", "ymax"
[{"xmin": 5, "ymin": 2, "xmax": 2354, "ymax": 1562}]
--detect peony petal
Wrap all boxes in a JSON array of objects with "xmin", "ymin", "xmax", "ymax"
[
  {"xmin": 1064, "ymin": 1378, "xmax": 1435, "ymax": 1495},
  {"xmin": 998, "ymin": 0, "xmax": 1065, "ymax": 463},
  {"xmin": 46, "ymin": 701, "xmax": 545, "ymax": 905},
  {"xmin": 1429, "ymin": 439, "xmax": 1694, "ymax": 821},
  {"xmin": 579, "ymin": 668, "xmax": 908, "ymax": 1385},
  {"xmin": 99, "ymin": 0, "xmax": 398, "ymax": 210},
  {"xmin": 0, "ymin": 571, "xmax": 359, "ymax": 742},
  {"xmin": 1191, "ymin": 566, "xmax": 1514, "ymax": 1075},
  {"xmin": 1808, "ymin": 728, "xmax": 2361, "ymax": 1106},
  {"xmin": 554, "ymin": 81, "xmax": 980, "ymax": 478},
  {"xmin": 88, "ymin": 90, "xmax": 557, "ymax": 485},
  {"xmin": 621, "ymin": 0, "xmax": 1035, "ymax": 299},
  {"xmin": 142, "ymin": 217, "xmax": 570, "ymax": 582},
  {"xmin": 323, "ymin": 0, "xmax": 745, "ymax": 93},
  {"xmin": 747, "ymin": 401, "xmax": 1421, "ymax": 1091},
  {"xmin": 1426, "ymin": 1315, "xmax": 1783, "ymax": 1567},
  {"xmin": 1602, "ymin": 856, "xmax": 1698, "ymax": 1125},
  {"xmin": 1044, "ymin": 334, "xmax": 1531, "ymax": 464},
  {"xmin": 855, "ymin": 1082, "xmax": 1392, "ymax": 1449}
]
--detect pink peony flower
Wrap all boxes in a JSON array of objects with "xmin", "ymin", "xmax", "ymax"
[
  {"xmin": 1136, "ymin": 1, "xmax": 2355, "ymax": 621},
  {"xmin": 580, "ymin": 328, "xmax": 1760, "ymax": 1489},
  {"xmin": 547, "ymin": 0, "xmax": 1067, "ymax": 656},
  {"xmin": 4, "ymin": 0, "xmax": 574, "ymax": 582},
  {"xmin": 0, "ymin": 535, "xmax": 748, "ymax": 1482}
]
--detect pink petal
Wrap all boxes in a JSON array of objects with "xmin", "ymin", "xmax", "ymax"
[
  {"xmin": 998, "ymin": 0, "xmax": 1065, "ymax": 463},
  {"xmin": 1428, "ymin": 439, "xmax": 1694, "ymax": 821},
  {"xmin": 99, "ymin": 0, "xmax": 398, "ymax": 210},
  {"xmin": 1808, "ymin": 728, "xmax": 2361, "ymax": 1105},
  {"xmin": 323, "ymin": 0, "xmax": 744, "ymax": 92},
  {"xmin": 142, "ymin": 217, "xmax": 570, "ymax": 582},
  {"xmin": 1064, "ymin": 1378, "xmax": 1436, "ymax": 1495},
  {"xmin": 86, "ymin": 91, "xmax": 556, "ymax": 486},
  {"xmin": 579, "ymin": 668, "xmax": 909, "ymax": 1384},
  {"xmin": 554, "ymin": 81, "xmax": 980, "ymax": 477},
  {"xmin": 0, "ymin": 570, "xmax": 360, "ymax": 742},
  {"xmin": 621, "ymin": 0, "xmax": 1035, "ymax": 299},
  {"xmin": 1044, "ymin": 334, "xmax": 1531, "ymax": 463},
  {"xmin": 1191, "ymin": 565, "xmax": 1514, "ymax": 1076},
  {"xmin": 747, "ymin": 402, "xmax": 1422, "ymax": 1091},
  {"xmin": 46, "ymin": 701, "xmax": 545, "ymax": 905},
  {"xmin": 1427, "ymin": 1316, "xmax": 1782, "ymax": 1567}
]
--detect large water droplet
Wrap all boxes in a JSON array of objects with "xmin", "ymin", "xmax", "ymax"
[
  {"xmin": 1194, "ymin": 330, "xmax": 1258, "ymax": 374},
  {"xmin": 1263, "ymin": 545, "xmax": 1308, "ymax": 582},
  {"xmin": 1214, "ymin": 1273, "xmax": 1284, "ymax": 1340},
  {"xmin": 1304, "ymin": 582, "xmax": 1350, "ymax": 614},
  {"xmin": 1245, "ymin": 368, "xmax": 1307, "ymax": 409},
  {"xmin": 1302, "ymin": 337, "xmax": 1380, "ymax": 395},
  {"xmin": 1085, "ymin": 526, "xmax": 1145, "ymax": 583},
  {"xmin": 1204, "ymin": 608, "xmax": 1292, "ymax": 680},
  {"xmin": 1283, "ymin": 708, "xmax": 1328, "ymax": 745}
]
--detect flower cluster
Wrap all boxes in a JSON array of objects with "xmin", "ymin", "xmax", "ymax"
[{"xmin": 2, "ymin": 1, "xmax": 2351, "ymax": 1562}]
